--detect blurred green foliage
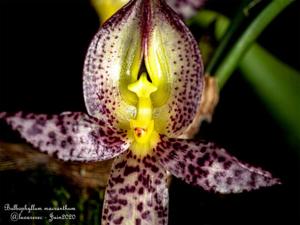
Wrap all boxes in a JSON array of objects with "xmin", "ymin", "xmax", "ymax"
[{"xmin": 190, "ymin": 1, "xmax": 300, "ymax": 154}]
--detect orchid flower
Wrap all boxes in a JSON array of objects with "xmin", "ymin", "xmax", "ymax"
[{"xmin": 0, "ymin": 0, "xmax": 280, "ymax": 224}]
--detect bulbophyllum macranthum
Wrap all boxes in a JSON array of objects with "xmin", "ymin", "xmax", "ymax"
[{"xmin": 0, "ymin": 0, "xmax": 280, "ymax": 224}]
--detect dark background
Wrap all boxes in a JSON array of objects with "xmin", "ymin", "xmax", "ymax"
[{"xmin": 0, "ymin": 0, "xmax": 299, "ymax": 224}]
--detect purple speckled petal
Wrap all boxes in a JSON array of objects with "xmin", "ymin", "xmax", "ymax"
[
  {"xmin": 166, "ymin": 0, "xmax": 206, "ymax": 19},
  {"xmin": 102, "ymin": 151, "xmax": 169, "ymax": 225},
  {"xmin": 154, "ymin": 135, "xmax": 281, "ymax": 193},
  {"xmin": 145, "ymin": 0, "xmax": 204, "ymax": 136},
  {"xmin": 83, "ymin": 0, "xmax": 144, "ymax": 130},
  {"xmin": 0, "ymin": 112, "xmax": 130, "ymax": 162},
  {"xmin": 84, "ymin": 0, "xmax": 203, "ymax": 135}
]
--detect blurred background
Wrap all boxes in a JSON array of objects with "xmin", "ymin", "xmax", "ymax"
[{"xmin": 0, "ymin": 0, "xmax": 299, "ymax": 224}]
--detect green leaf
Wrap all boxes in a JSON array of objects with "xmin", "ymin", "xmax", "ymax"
[
  {"xmin": 190, "ymin": 5, "xmax": 300, "ymax": 152},
  {"xmin": 215, "ymin": 0, "xmax": 294, "ymax": 89},
  {"xmin": 240, "ymin": 44, "xmax": 300, "ymax": 150}
]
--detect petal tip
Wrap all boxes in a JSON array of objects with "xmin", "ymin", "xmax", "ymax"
[
  {"xmin": 155, "ymin": 136, "xmax": 283, "ymax": 194},
  {"xmin": 270, "ymin": 176, "xmax": 282, "ymax": 186}
]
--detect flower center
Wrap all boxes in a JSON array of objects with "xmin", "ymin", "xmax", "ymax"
[{"xmin": 128, "ymin": 72, "xmax": 159, "ymax": 157}]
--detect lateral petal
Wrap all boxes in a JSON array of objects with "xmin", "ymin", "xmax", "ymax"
[
  {"xmin": 83, "ymin": 0, "xmax": 144, "ymax": 130},
  {"xmin": 145, "ymin": 0, "xmax": 204, "ymax": 136},
  {"xmin": 0, "ymin": 112, "xmax": 130, "ymax": 162},
  {"xmin": 102, "ymin": 151, "xmax": 169, "ymax": 225},
  {"xmin": 154, "ymin": 136, "xmax": 280, "ymax": 193}
]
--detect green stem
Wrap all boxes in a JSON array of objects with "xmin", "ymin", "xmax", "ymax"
[
  {"xmin": 190, "ymin": 8, "xmax": 300, "ymax": 151},
  {"xmin": 215, "ymin": 0, "xmax": 294, "ymax": 89},
  {"xmin": 205, "ymin": 0, "xmax": 254, "ymax": 74}
]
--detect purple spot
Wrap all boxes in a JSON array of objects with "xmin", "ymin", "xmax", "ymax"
[
  {"xmin": 135, "ymin": 218, "xmax": 141, "ymax": 225},
  {"xmin": 138, "ymin": 187, "xmax": 144, "ymax": 195},
  {"xmin": 27, "ymin": 125, "xmax": 42, "ymax": 136},
  {"xmin": 142, "ymin": 210, "xmax": 150, "ymax": 220},
  {"xmin": 124, "ymin": 165, "xmax": 140, "ymax": 176},
  {"xmin": 223, "ymin": 160, "xmax": 232, "ymax": 170},
  {"xmin": 188, "ymin": 164, "xmax": 195, "ymax": 174},
  {"xmin": 197, "ymin": 153, "xmax": 210, "ymax": 166},
  {"xmin": 110, "ymin": 205, "xmax": 121, "ymax": 211},
  {"xmin": 226, "ymin": 177, "xmax": 233, "ymax": 185},
  {"xmin": 234, "ymin": 170, "xmax": 243, "ymax": 177},
  {"xmin": 112, "ymin": 175, "xmax": 124, "ymax": 184},
  {"xmin": 48, "ymin": 131, "xmax": 56, "ymax": 139},
  {"xmin": 118, "ymin": 199, "xmax": 127, "ymax": 206},
  {"xmin": 113, "ymin": 217, "xmax": 124, "ymax": 224},
  {"xmin": 137, "ymin": 202, "xmax": 143, "ymax": 212},
  {"xmin": 61, "ymin": 140, "xmax": 67, "ymax": 148},
  {"xmin": 115, "ymin": 160, "xmax": 126, "ymax": 169}
]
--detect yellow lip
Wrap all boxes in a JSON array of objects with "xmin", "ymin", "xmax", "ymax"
[{"xmin": 127, "ymin": 73, "xmax": 160, "ymax": 157}]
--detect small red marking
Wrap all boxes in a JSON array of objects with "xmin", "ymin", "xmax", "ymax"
[{"xmin": 134, "ymin": 128, "xmax": 146, "ymax": 137}]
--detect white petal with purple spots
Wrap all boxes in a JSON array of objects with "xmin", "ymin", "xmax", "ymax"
[
  {"xmin": 83, "ymin": 0, "xmax": 143, "ymax": 129},
  {"xmin": 145, "ymin": 0, "xmax": 204, "ymax": 137},
  {"xmin": 102, "ymin": 151, "xmax": 169, "ymax": 225},
  {"xmin": 155, "ymin": 135, "xmax": 280, "ymax": 193},
  {"xmin": 1, "ymin": 112, "xmax": 131, "ymax": 162}
]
